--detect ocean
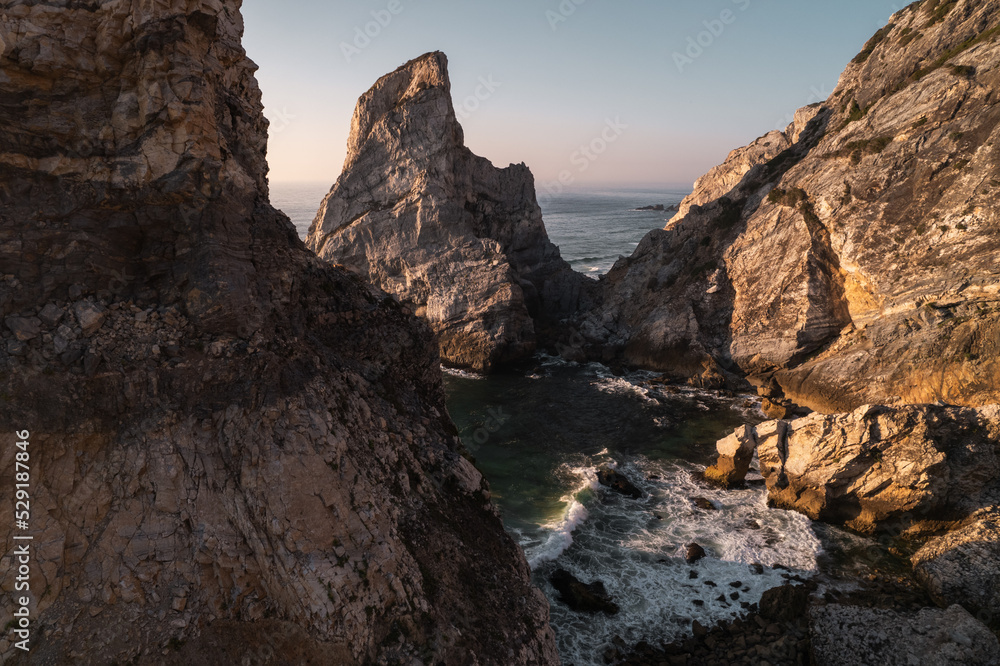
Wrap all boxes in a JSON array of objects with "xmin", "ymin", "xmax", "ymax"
[{"xmin": 269, "ymin": 183, "xmax": 875, "ymax": 664}]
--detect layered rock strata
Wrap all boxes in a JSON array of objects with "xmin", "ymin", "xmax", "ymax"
[
  {"xmin": 0, "ymin": 3, "xmax": 557, "ymax": 664},
  {"xmin": 707, "ymin": 404, "xmax": 1000, "ymax": 534},
  {"xmin": 574, "ymin": 0, "xmax": 1000, "ymax": 411},
  {"xmin": 307, "ymin": 52, "xmax": 594, "ymax": 373}
]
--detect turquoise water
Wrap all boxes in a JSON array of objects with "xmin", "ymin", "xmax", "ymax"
[{"xmin": 444, "ymin": 360, "xmax": 822, "ymax": 664}]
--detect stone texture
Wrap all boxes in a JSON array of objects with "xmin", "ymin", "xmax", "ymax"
[
  {"xmin": 703, "ymin": 423, "xmax": 757, "ymax": 488},
  {"xmin": 708, "ymin": 404, "xmax": 1000, "ymax": 534},
  {"xmin": 0, "ymin": 4, "xmax": 557, "ymax": 665},
  {"xmin": 307, "ymin": 52, "xmax": 594, "ymax": 373},
  {"xmin": 912, "ymin": 506, "xmax": 1000, "ymax": 618},
  {"xmin": 809, "ymin": 604, "xmax": 1000, "ymax": 666},
  {"xmin": 573, "ymin": 0, "xmax": 1000, "ymax": 411}
]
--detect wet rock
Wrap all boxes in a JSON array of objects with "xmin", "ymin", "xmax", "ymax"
[
  {"xmin": 809, "ymin": 604, "xmax": 1000, "ymax": 666},
  {"xmin": 549, "ymin": 569, "xmax": 620, "ymax": 615},
  {"xmin": 686, "ymin": 543, "xmax": 707, "ymax": 564},
  {"xmin": 912, "ymin": 507, "xmax": 1000, "ymax": 618},
  {"xmin": 691, "ymin": 497, "xmax": 717, "ymax": 511},
  {"xmin": 597, "ymin": 467, "xmax": 644, "ymax": 499}
]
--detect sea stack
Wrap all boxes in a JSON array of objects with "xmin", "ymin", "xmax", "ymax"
[
  {"xmin": 307, "ymin": 52, "xmax": 594, "ymax": 373},
  {"xmin": 0, "ymin": 4, "xmax": 557, "ymax": 664}
]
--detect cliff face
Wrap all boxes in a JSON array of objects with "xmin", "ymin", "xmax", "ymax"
[
  {"xmin": 307, "ymin": 52, "xmax": 594, "ymax": 373},
  {"xmin": 0, "ymin": 4, "xmax": 557, "ymax": 665},
  {"xmin": 577, "ymin": 0, "xmax": 1000, "ymax": 412}
]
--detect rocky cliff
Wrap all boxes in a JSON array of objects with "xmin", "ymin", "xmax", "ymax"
[
  {"xmin": 307, "ymin": 52, "xmax": 594, "ymax": 373},
  {"xmin": 0, "ymin": 4, "xmax": 557, "ymax": 664},
  {"xmin": 575, "ymin": 0, "xmax": 1000, "ymax": 412}
]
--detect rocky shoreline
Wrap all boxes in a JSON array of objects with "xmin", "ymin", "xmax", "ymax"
[{"xmin": 2, "ymin": 0, "xmax": 999, "ymax": 663}]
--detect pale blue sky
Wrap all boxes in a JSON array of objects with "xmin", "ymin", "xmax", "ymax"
[{"xmin": 243, "ymin": 0, "xmax": 906, "ymax": 188}]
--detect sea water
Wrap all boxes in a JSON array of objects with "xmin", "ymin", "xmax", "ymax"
[{"xmin": 269, "ymin": 183, "xmax": 844, "ymax": 664}]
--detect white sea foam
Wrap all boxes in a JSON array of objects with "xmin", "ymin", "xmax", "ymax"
[
  {"xmin": 525, "ymin": 464, "xmax": 601, "ymax": 569},
  {"xmin": 532, "ymin": 457, "xmax": 822, "ymax": 665},
  {"xmin": 440, "ymin": 365, "xmax": 485, "ymax": 380}
]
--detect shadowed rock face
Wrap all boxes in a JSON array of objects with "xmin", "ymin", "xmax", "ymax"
[
  {"xmin": 307, "ymin": 52, "xmax": 594, "ymax": 373},
  {"xmin": 574, "ymin": 0, "xmax": 1000, "ymax": 411},
  {"xmin": 0, "ymin": 4, "xmax": 557, "ymax": 665}
]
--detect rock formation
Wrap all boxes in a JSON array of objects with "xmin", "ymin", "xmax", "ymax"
[
  {"xmin": 307, "ymin": 52, "xmax": 594, "ymax": 373},
  {"xmin": 707, "ymin": 404, "xmax": 1000, "ymax": 534},
  {"xmin": 912, "ymin": 506, "xmax": 1000, "ymax": 619},
  {"xmin": 0, "ymin": 4, "xmax": 557, "ymax": 664},
  {"xmin": 573, "ymin": 0, "xmax": 1000, "ymax": 411},
  {"xmin": 808, "ymin": 604, "xmax": 1000, "ymax": 665}
]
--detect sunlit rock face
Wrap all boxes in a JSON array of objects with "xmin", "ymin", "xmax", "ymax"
[
  {"xmin": 574, "ymin": 0, "xmax": 1000, "ymax": 412},
  {"xmin": 308, "ymin": 52, "xmax": 594, "ymax": 373},
  {"xmin": 0, "ymin": 4, "xmax": 557, "ymax": 664}
]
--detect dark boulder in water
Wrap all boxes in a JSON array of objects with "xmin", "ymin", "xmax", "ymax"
[
  {"xmin": 549, "ymin": 569, "xmax": 620, "ymax": 615},
  {"xmin": 691, "ymin": 496, "xmax": 717, "ymax": 511},
  {"xmin": 686, "ymin": 543, "xmax": 707, "ymax": 564},
  {"xmin": 597, "ymin": 467, "xmax": 644, "ymax": 499}
]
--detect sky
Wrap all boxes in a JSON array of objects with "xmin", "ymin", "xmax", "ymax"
[{"xmin": 242, "ymin": 0, "xmax": 907, "ymax": 189}]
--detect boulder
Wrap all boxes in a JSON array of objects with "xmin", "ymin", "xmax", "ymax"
[
  {"xmin": 4, "ymin": 316, "xmax": 41, "ymax": 341},
  {"xmin": 912, "ymin": 507, "xmax": 1000, "ymax": 618},
  {"xmin": 72, "ymin": 301, "xmax": 108, "ymax": 336},
  {"xmin": 809, "ymin": 604, "xmax": 1000, "ymax": 666},
  {"xmin": 307, "ymin": 52, "xmax": 593, "ymax": 372},
  {"xmin": 703, "ymin": 423, "xmax": 757, "ymax": 488},
  {"xmin": 597, "ymin": 467, "xmax": 644, "ymax": 499},
  {"xmin": 685, "ymin": 543, "xmax": 707, "ymax": 564},
  {"xmin": 549, "ymin": 569, "xmax": 620, "ymax": 615}
]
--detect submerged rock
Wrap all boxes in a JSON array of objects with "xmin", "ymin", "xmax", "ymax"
[
  {"xmin": 307, "ymin": 52, "xmax": 594, "ymax": 373},
  {"xmin": 0, "ymin": 6, "xmax": 557, "ymax": 665},
  {"xmin": 549, "ymin": 569, "xmax": 620, "ymax": 615},
  {"xmin": 912, "ymin": 507, "xmax": 1000, "ymax": 618},
  {"xmin": 809, "ymin": 604, "xmax": 1000, "ymax": 666},
  {"xmin": 597, "ymin": 467, "xmax": 644, "ymax": 499}
]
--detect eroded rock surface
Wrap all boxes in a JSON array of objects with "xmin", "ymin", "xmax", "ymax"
[
  {"xmin": 307, "ymin": 52, "xmax": 593, "ymax": 372},
  {"xmin": 708, "ymin": 404, "xmax": 1000, "ymax": 534},
  {"xmin": 809, "ymin": 604, "xmax": 1000, "ymax": 666},
  {"xmin": 0, "ymin": 4, "xmax": 556, "ymax": 664},
  {"xmin": 574, "ymin": 0, "xmax": 1000, "ymax": 410},
  {"xmin": 912, "ymin": 506, "xmax": 1000, "ymax": 618}
]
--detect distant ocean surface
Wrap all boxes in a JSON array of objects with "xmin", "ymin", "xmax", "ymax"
[{"xmin": 269, "ymin": 182, "xmax": 689, "ymax": 275}]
